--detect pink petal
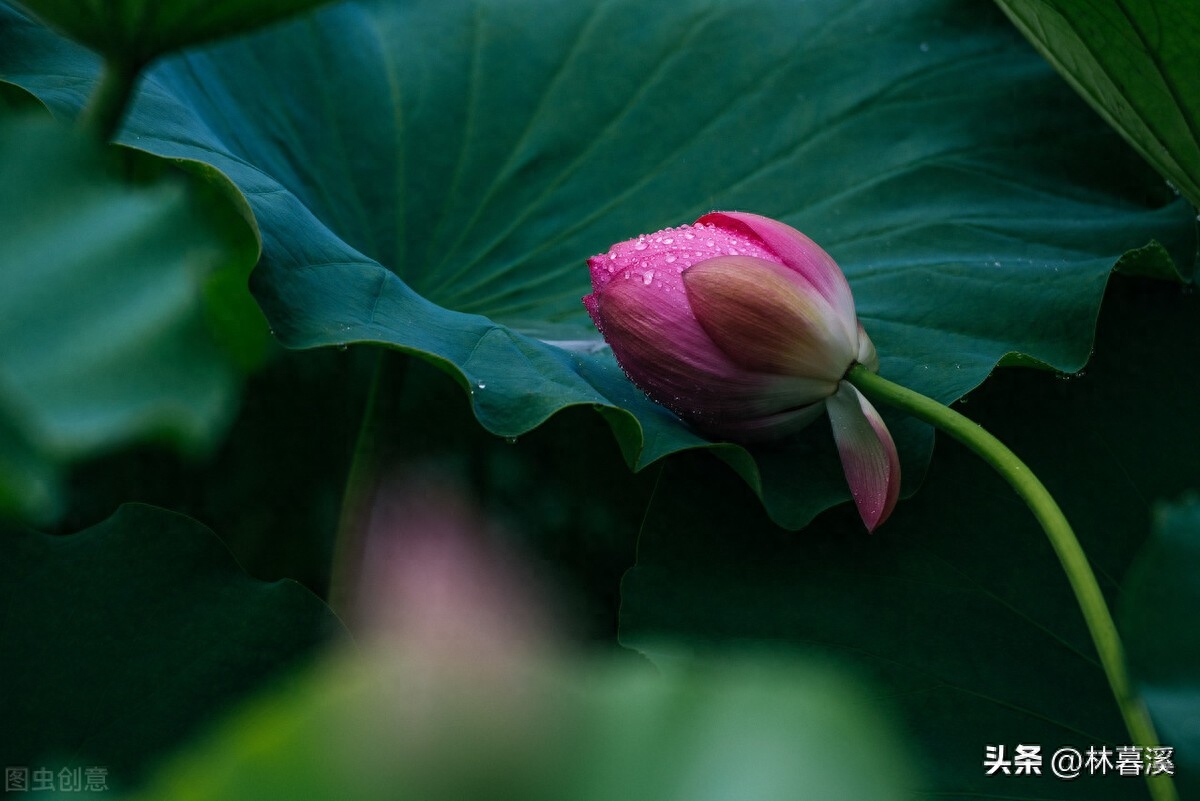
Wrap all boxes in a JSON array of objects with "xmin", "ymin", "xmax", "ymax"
[
  {"xmin": 592, "ymin": 275, "xmax": 831, "ymax": 427},
  {"xmin": 582, "ymin": 291, "xmax": 602, "ymax": 333},
  {"xmin": 587, "ymin": 222, "xmax": 781, "ymax": 296},
  {"xmin": 700, "ymin": 400, "xmax": 827, "ymax": 442},
  {"xmin": 826, "ymin": 381, "xmax": 900, "ymax": 531},
  {"xmin": 682, "ymin": 255, "xmax": 855, "ymax": 381},
  {"xmin": 699, "ymin": 211, "xmax": 857, "ymax": 345}
]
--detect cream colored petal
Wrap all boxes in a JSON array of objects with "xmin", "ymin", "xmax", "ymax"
[{"xmin": 683, "ymin": 256, "xmax": 855, "ymax": 381}]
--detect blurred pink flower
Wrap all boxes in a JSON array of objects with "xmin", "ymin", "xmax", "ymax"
[{"xmin": 584, "ymin": 211, "xmax": 899, "ymax": 530}]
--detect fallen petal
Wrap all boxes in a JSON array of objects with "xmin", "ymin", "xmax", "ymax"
[{"xmin": 826, "ymin": 381, "xmax": 901, "ymax": 531}]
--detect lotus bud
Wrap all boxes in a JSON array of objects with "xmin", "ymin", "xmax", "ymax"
[{"xmin": 583, "ymin": 211, "xmax": 899, "ymax": 530}]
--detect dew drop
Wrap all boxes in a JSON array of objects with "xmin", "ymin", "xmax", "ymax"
[
  {"xmin": 728, "ymin": 248, "xmax": 739, "ymax": 255},
  {"xmin": 662, "ymin": 237, "xmax": 674, "ymax": 244},
  {"xmin": 706, "ymin": 240, "xmax": 715, "ymax": 247},
  {"xmin": 634, "ymin": 241, "xmax": 647, "ymax": 251},
  {"xmin": 504, "ymin": 436, "xmax": 518, "ymax": 445},
  {"xmin": 609, "ymin": 252, "xmax": 617, "ymax": 260},
  {"xmin": 477, "ymin": 382, "xmax": 486, "ymax": 389},
  {"xmin": 684, "ymin": 232, "xmax": 695, "ymax": 240},
  {"xmin": 643, "ymin": 270, "xmax": 655, "ymax": 285},
  {"xmin": 664, "ymin": 254, "xmax": 677, "ymax": 263}
]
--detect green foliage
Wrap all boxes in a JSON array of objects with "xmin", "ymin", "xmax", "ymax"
[
  {"xmin": 11, "ymin": 0, "xmax": 334, "ymax": 66},
  {"xmin": 0, "ymin": 0, "xmax": 1197, "ymax": 797},
  {"xmin": 995, "ymin": 0, "xmax": 1200, "ymax": 210},
  {"xmin": 620, "ymin": 275, "xmax": 1200, "ymax": 800},
  {"xmin": 124, "ymin": 647, "xmax": 915, "ymax": 801},
  {"xmin": 1120, "ymin": 497, "xmax": 1200, "ymax": 797},
  {"xmin": 0, "ymin": 504, "xmax": 345, "ymax": 792},
  {"xmin": 0, "ymin": 0, "xmax": 1192, "ymax": 528},
  {"xmin": 0, "ymin": 116, "xmax": 265, "ymax": 523}
]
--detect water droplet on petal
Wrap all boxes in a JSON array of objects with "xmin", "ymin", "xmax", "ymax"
[
  {"xmin": 634, "ymin": 241, "xmax": 647, "ymax": 251},
  {"xmin": 664, "ymin": 254, "xmax": 677, "ymax": 263},
  {"xmin": 662, "ymin": 237, "xmax": 674, "ymax": 244},
  {"xmin": 643, "ymin": 271, "xmax": 655, "ymax": 285}
]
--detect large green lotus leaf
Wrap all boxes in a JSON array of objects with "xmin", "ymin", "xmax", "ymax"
[
  {"xmin": 620, "ymin": 275, "xmax": 1200, "ymax": 801},
  {"xmin": 1, "ymin": 0, "xmax": 1192, "ymax": 529},
  {"xmin": 11, "ymin": 0, "xmax": 334, "ymax": 66},
  {"xmin": 0, "ymin": 115, "xmax": 266, "ymax": 524},
  {"xmin": 995, "ymin": 0, "xmax": 1200, "ymax": 210},
  {"xmin": 126, "ymin": 648, "xmax": 914, "ymax": 801},
  {"xmin": 0, "ymin": 77, "xmax": 43, "ymax": 110},
  {"xmin": 1119, "ymin": 498, "xmax": 1200, "ymax": 797},
  {"xmin": 0, "ymin": 504, "xmax": 346, "ymax": 792}
]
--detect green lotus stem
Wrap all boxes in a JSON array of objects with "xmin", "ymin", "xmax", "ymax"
[
  {"xmin": 846, "ymin": 364, "xmax": 1175, "ymax": 801},
  {"xmin": 78, "ymin": 58, "xmax": 139, "ymax": 142}
]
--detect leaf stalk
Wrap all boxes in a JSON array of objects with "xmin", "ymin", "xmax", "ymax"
[
  {"xmin": 78, "ymin": 58, "xmax": 140, "ymax": 142},
  {"xmin": 328, "ymin": 348, "xmax": 393, "ymax": 619}
]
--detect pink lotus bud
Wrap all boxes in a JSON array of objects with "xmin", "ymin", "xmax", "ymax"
[{"xmin": 583, "ymin": 211, "xmax": 900, "ymax": 530}]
